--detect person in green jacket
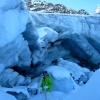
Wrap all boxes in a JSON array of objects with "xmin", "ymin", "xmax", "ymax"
[{"xmin": 41, "ymin": 71, "xmax": 53, "ymax": 92}]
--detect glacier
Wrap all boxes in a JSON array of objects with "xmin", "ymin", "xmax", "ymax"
[
  {"xmin": 31, "ymin": 12, "xmax": 100, "ymax": 67},
  {"xmin": 0, "ymin": 0, "xmax": 100, "ymax": 100}
]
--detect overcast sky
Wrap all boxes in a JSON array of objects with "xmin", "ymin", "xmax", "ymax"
[{"xmin": 41, "ymin": 0, "xmax": 100, "ymax": 12}]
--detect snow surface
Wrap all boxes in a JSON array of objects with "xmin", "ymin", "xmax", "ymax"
[
  {"xmin": 29, "ymin": 68, "xmax": 100, "ymax": 100},
  {"xmin": 0, "ymin": 86, "xmax": 30, "ymax": 98},
  {"xmin": 0, "ymin": 90, "xmax": 17, "ymax": 100},
  {"xmin": 29, "ymin": 91, "xmax": 67, "ymax": 100},
  {"xmin": 46, "ymin": 66, "xmax": 70, "ymax": 80},
  {"xmin": 62, "ymin": 68, "xmax": 100, "ymax": 100}
]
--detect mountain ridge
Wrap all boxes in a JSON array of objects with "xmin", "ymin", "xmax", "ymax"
[{"xmin": 25, "ymin": 0, "xmax": 90, "ymax": 15}]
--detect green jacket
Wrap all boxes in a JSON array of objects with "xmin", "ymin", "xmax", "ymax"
[{"xmin": 40, "ymin": 75, "xmax": 53, "ymax": 92}]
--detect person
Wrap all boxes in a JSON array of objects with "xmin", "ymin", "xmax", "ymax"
[{"xmin": 40, "ymin": 71, "xmax": 53, "ymax": 100}]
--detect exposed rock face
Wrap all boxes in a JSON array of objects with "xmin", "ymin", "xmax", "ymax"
[{"xmin": 25, "ymin": 0, "xmax": 89, "ymax": 15}]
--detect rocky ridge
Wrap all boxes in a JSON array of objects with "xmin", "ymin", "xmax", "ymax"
[{"xmin": 25, "ymin": 0, "xmax": 89, "ymax": 15}]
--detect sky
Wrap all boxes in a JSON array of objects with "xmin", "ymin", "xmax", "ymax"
[{"xmin": 41, "ymin": 0, "xmax": 100, "ymax": 12}]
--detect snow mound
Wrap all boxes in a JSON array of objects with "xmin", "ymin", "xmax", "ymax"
[
  {"xmin": 62, "ymin": 68, "xmax": 100, "ymax": 100},
  {"xmin": 45, "ymin": 66, "xmax": 75, "ymax": 93},
  {"xmin": 46, "ymin": 66, "xmax": 70, "ymax": 80},
  {"xmin": 57, "ymin": 58, "xmax": 90, "ymax": 80}
]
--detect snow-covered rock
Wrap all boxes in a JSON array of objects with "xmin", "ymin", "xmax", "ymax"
[
  {"xmin": 26, "ymin": 0, "xmax": 89, "ymax": 15},
  {"xmin": 29, "ymin": 91, "xmax": 67, "ymax": 100},
  {"xmin": 94, "ymin": 7, "xmax": 100, "ymax": 14}
]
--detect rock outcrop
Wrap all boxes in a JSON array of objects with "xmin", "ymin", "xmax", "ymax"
[{"xmin": 25, "ymin": 0, "xmax": 89, "ymax": 15}]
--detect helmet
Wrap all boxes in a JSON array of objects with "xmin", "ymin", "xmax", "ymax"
[{"xmin": 43, "ymin": 70, "xmax": 48, "ymax": 74}]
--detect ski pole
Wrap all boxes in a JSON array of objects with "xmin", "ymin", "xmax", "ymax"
[{"xmin": 44, "ymin": 88, "xmax": 47, "ymax": 100}]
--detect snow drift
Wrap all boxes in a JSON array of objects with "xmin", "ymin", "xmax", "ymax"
[{"xmin": 62, "ymin": 68, "xmax": 100, "ymax": 100}]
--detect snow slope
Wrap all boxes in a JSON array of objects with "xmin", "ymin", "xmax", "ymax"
[
  {"xmin": 29, "ymin": 68, "xmax": 100, "ymax": 100},
  {"xmin": 62, "ymin": 68, "xmax": 100, "ymax": 100},
  {"xmin": 29, "ymin": 91, "xmax": 67, "ymax": 100}
]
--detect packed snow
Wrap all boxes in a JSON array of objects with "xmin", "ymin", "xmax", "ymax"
[
  {"xmin": 61, "ymin": 68, "xmax": 100, "ymax": 100},
  {"xmin": 46, "ymin": 65, "xmax": 70, "ymax": 80},
  {"xmin": 0, "ymin": 90, "xmax": 17, "ymax": 100},
  {"xmin": 29, "ymin": 68, "xmax": 100, "ymax": 100},
  {"xmin": 0, "ymin": 86, "xmax": 30, "ymax": 98}
]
